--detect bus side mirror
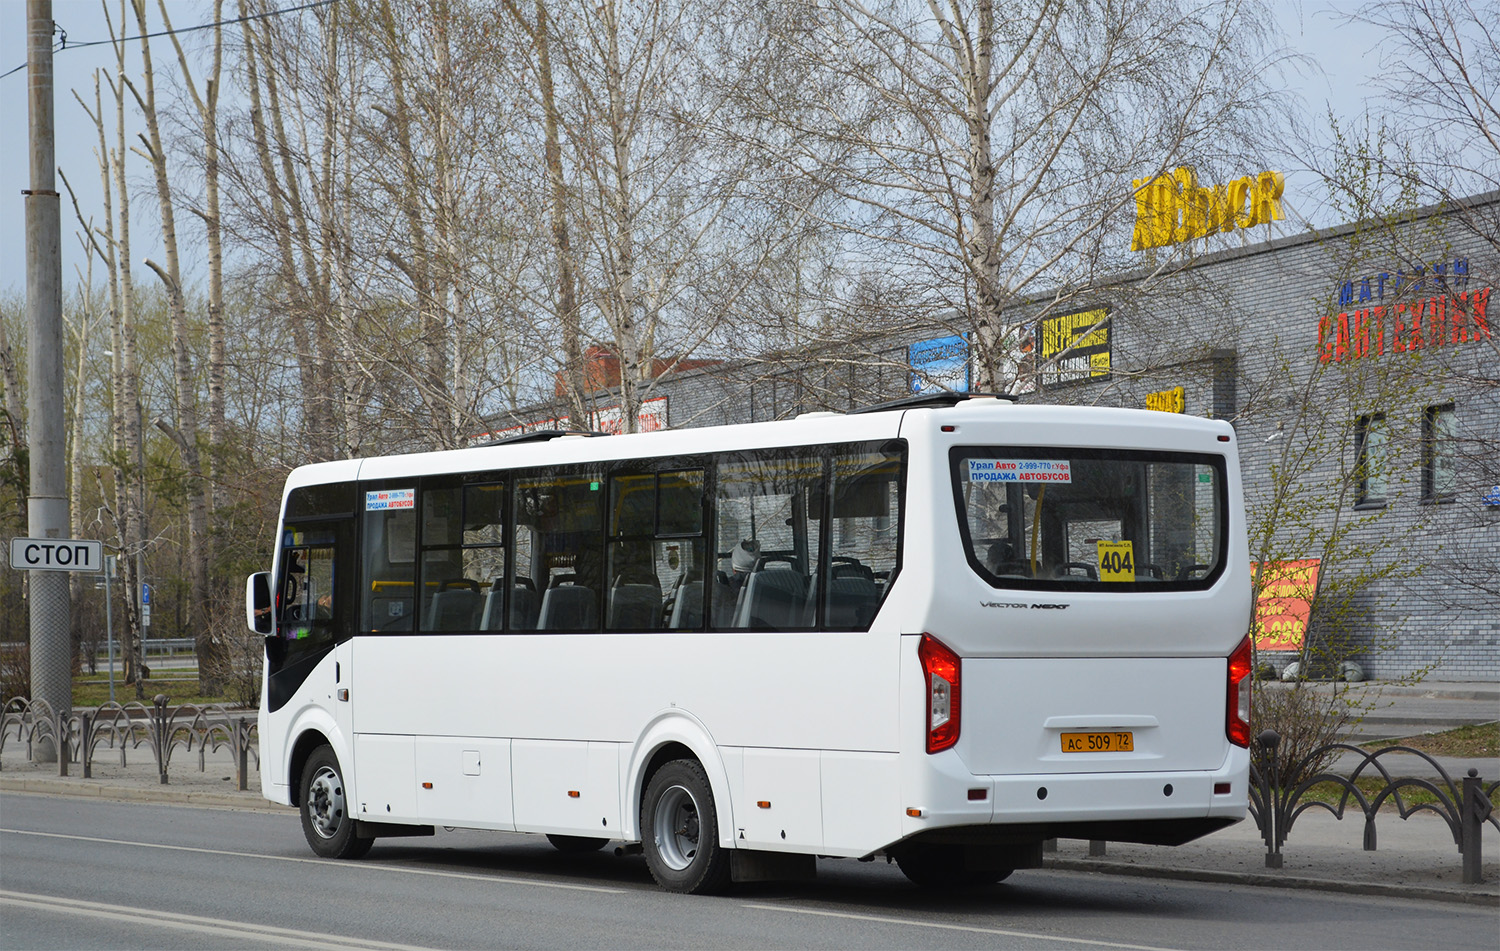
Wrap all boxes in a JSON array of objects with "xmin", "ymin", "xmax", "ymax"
[{"xmin": 247, "ymin": 571, "xmax": 273, "ymax": 635}]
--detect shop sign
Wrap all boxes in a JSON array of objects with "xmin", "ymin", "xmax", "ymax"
[
  {"xmin": 908, "ymin": 334, "xmax": 970, "ymax": 394},
  {"xmin": 1038, "ymin": 309, "xmax": 1110, "ymax": 385},
  {"xmin": 1132, "ymin": 167, "xmax": 1284, "ymax": 251},
  {"xmin": 1334, "ymin": 258, "xmax": 1469, "ymax": 307},
  {"xmin": 1318, "ymin": 286, "xmax": 1491, "ymax": 364},
  {"xmin": 1252, "ymin": 559, "xmax": 1321, "ymax": 652},
  {"xmin": 1145, "ymin": 386, "xmax": 1185, "ymax": 413},
  {"xmin": 472, "ymin": 396, "xmax": 669, "ymax": 441}
]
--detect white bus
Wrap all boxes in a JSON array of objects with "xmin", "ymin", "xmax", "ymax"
[{"xmin": 247, "ymin": 393, "xmax": 1252, "ymax": 893}]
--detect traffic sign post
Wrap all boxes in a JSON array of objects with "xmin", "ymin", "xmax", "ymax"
[{"xmin": 9, "ymin": 537, "xmax": 104, "ymax": 573}]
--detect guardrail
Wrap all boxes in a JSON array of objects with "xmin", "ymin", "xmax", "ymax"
[
  {"xmin": 0, "ymin": 697, "xmax": 258, "ymax": 790},
  {"xmin": 1248, "ymin": 729, "xmax": 1497, "ymax": 885}
]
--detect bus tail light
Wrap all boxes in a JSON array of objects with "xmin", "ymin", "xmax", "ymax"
[
  {"xmin": 1226, "ymin": 635, "xmax": 1252, "ymax": 748},
  {"xmin": 918, "ymin": 634, "xmax": 961, "ymax": 753}
]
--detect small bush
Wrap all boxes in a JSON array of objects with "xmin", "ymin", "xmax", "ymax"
[
  {"xmin": 1252, "ymin": 681, "xmax": 1356, "ymax": 789},
  {"xmin": 0, "ymin": 641, "xmax": 29, "ymax": 705}
]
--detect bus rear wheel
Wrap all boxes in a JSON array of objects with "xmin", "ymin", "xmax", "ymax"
[
  {"xmin": 895, "ymin": 844, "xmax": 1012, "ymax": 889},
  {"xmin": 546, "ymin": 834, "xmax": 610, "ymax": 853},
  {"xmin": 300, "ymin": 745, "xmax": 373, "ymax": 860},
  {"xmin": 640, "ymin": 759, "xmax": 731, "ymax": 894}
]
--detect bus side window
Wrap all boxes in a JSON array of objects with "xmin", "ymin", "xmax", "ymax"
[
  {"xmin": 360, "ymin": 486, "xmax": 416, "ymax": 632},
  {"xmin": 416, "ymin": 481, "xmax": 507, "ymax": 632},
  {"xmin": 517, "ymin": 470, "xmax": 605, "ymax": 632},
  {"xmin": 715, "ymin": 452, "xmax": 820, "ymax": 630},
  {"xmin": 823, "ymin": 446, "xmax": 903, "ymax": 630},
  {"xmin": 607, "ymin": 469, "xmax": 706, "ymax": 631}
]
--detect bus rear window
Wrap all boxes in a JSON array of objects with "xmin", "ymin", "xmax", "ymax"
[{"xmin": 951, "ymin": 446, "xmax": 1226, "ymax": 590}]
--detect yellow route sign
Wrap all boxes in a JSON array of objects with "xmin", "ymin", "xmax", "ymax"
[{"xmin": 1097, "ymin": 540, "xmax": 1136, "ymax": 582}]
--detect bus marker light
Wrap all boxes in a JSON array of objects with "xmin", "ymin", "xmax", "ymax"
[
  {"xmin": 1214, "ymin": 782, "xmax": 1232, "ymax": 795},
  {"xmin": 568, "ymin": 790, "xmax": 580, "ymax": 798},
  {"xmin": 757, "ymin": 801, "xmax": 771, "ymax": 809},
  {"xmin": 906, "ymin": 808, "xmax": 923, "ymax": 818},
  {"xmin": 967, "ymin": 788, "xmax": 987, "ymax": 801},
  {"xmin": 422, "ymin": 782, "xmax": 433, "ymax": 789}
]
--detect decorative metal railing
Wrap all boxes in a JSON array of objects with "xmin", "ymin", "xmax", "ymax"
[
  {"xmin": 0, "ymin": 696, "xmax": 258, "ymax": 791},
  {"xmin": 1249, "ymin": 729, "xmax": 1496, "ymax": 885}
]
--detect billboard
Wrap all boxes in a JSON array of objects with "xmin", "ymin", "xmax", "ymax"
[
  {"xmin": 1251, "ymin": 559, "xmax": 1321, "ymax": 652},
  {"xmin": 909, "ymin": 334, "xmax": 970, "ymax": 394},
  {"xmin": 1037, "ymin": 308, "xmax": 1111, "ymax": 386}
]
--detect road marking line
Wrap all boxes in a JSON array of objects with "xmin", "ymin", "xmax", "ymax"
[
  {"xmin": 0, "ymin": 828, "xmax": 625, "ymax": 894},
  {"xmin": 0, "ymin": 890, "xmax": 437, "ymax": 951},
  {"xmin": 741, "ymin": 902, "xmax": 1185, "ymax": 950}
]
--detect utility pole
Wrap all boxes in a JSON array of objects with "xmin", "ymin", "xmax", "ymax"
[{"xmin": 26, "ymin": 0, "xmax": 70, "ymax": 759}]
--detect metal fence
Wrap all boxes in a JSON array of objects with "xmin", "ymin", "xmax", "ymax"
[
  {"xmin": 0, "ymin": 696, "xmax": 258, "ymax": 790},
  {"xmin": 1248, "ymin": 729, "xmax": 1497, "ymax": 885}
]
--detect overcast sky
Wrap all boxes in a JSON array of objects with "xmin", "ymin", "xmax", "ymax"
[{"xmin": 0, "ymin": 0, "xmax": 1398, "ymax": 299}]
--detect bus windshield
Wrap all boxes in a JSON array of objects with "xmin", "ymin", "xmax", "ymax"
[{"xmin": 951, "ymin": 446, "xmax": 1226, "ymax": 590}]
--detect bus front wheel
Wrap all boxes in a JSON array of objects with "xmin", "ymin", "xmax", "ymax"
[
  {"xmin": 640, "ymin": 759, "xmax": 731, "ymax": 894},
  {"xmin": 300, "ymin": 745, "xmax": 373, "ymax": 860}
]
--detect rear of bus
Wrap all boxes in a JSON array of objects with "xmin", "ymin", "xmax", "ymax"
[{"xmin": 891, "ymin": 402, "xmax": 1252, "ymax": 876}]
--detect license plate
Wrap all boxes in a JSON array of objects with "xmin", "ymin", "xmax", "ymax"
[{"xmin": 1061, "ymin": 731, "xmax": 1134, "ymax": 753}]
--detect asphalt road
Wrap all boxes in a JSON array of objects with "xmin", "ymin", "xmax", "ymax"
[{"xmin": 1, "ymin": 793, "xmax": 1494, "ymax": 950}]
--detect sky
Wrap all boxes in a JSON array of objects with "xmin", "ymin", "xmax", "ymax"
[{"xmin": 0, "ymin": 1, "xmax": 1398, "ymax": 299}]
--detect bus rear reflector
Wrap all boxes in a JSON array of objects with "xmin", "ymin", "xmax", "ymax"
[
  {"xmin": 918, "ymin": 634, "xmax": 961, "ymax": 754},
  {"xmin": 1227, "ymin": 635, "xmax": 1252, "ymax": 748}
]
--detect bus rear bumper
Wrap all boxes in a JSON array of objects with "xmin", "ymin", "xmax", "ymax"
[{"xmin": 901, "ymin": 746, "xmax": 1249, "ymax": 845}]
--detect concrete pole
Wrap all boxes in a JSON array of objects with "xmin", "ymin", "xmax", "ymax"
[{"xmin": 26, "ymin": 0, "xmax": 71, "ymax": 760}]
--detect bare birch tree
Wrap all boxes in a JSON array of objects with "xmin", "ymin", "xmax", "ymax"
[
  {"xmin": 760, "ymin": 0, "xmax": 1287, "ymax": 392},
  {"xmin": 127, "ymin": 0, "xmax": 226, "ymax": 691}
]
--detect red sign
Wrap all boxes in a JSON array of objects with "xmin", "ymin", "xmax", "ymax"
[
  {"xmin": 1252, "ymin": 559, "xmax": 1321, "ymax": 652},
  {"xmin": 1317, "ymin": 287, "xmax": 1491, "ymax": 363}
]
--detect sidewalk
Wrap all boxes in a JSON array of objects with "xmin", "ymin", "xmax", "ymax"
[{"xmin": 2, "ymin": 684, "xmax": 1496, "ymax": 905}]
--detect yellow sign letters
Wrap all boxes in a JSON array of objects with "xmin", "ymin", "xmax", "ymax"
[
  {"xmin": 1132, "ymin": 167, "xmax": 1284, "ymax": 251},
  {"xmin": 1145, "ymin": 386, "xmax": 1185, "ymax": 413}
]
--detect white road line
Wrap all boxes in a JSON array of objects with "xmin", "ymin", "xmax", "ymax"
[
  {"xmin": 0, "ymin": 828, "xmax": 626, "ymax": 894},
  {"xmin": 741, "ymin": 902, "xmax": 1185, "ymax": 951},
  {"xmin": 0, "ymin": 890, "xmax": 438, "ymax": 951}
]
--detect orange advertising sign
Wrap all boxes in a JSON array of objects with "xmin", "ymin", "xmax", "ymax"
[{"xmin": 1252, "ymin": 559, "xmax": 1320, "ymax": 651}]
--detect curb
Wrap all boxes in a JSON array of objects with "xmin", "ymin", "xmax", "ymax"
[
  {"xmin": 0, "ymin": 775, "xmax": 289, "ymax": 813},
  {"xmin": 1044, "ymin": 858, "xmax": 1500, "ymax": 906}
]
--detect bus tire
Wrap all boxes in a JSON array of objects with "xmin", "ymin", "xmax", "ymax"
[
  {"xmin": 546, "ymin": 834, "xmax": 610, "ymax": 853},
  {"xmin": 640, "ymin": 759, "xmax": 731, "ymax": 894},
  {"xmin": 300, "ymin": 745, "xmax": 373, "ymax": 860},
  {"xmin": 895, "ymin": 844, "xmax": 1012, "ymax": 889}
]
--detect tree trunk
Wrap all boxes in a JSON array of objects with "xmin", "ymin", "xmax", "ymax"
[{"xmin": 130, "ymin": 0, "xmax": 221, "ymax": 693}]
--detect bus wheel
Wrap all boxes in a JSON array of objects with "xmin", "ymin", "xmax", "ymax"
[
  {"xmin": 895, "ymin": 845, "xmax": 1012, "ymax": 889},
  {"xmin": 546, "ymin": 834, "xmax": 610, "ymax": 853},
  {"xmin": 301, "ymin": 745, "xmax": 373, "ymax": 860},
  {"xmin": 640, "ymin": 759, "xmax": 731, "ymax": 894}
]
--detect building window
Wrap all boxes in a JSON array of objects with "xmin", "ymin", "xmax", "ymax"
[
  {"xmin": 1354, "ymin": 414, "xmax": 1388, "ymax": 507},
  {"xmin": 1422, "ymin": 404, "xmax": 1457, "ymax": 502}
]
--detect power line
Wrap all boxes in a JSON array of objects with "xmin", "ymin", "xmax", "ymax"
[{"xmin": 1, "ymin": 0, "xmax": 337, "ymax": 80}]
